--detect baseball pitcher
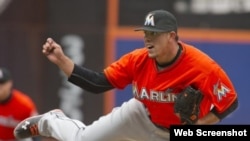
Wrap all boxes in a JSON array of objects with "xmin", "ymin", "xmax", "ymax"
[{"xmin": 13, "ymin": 10, "xmax": 238, "ymax": 141}]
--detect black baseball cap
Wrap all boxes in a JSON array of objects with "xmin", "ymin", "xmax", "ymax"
[
  {"xmin": 134, "ymin": 9, "xmax": 177, "ymax": 33},
  {"xmin": 0, "ymin": 67, "xmax": 12, "ymax": 84}
]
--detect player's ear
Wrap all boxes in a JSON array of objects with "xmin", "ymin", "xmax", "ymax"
[
  {"xmin": 166, "ymin": 31, "xmax": 176, "ymax": 43},
  {"xmin": 169, "ymin": 31, "xmax": 177, "ymax": 40}
]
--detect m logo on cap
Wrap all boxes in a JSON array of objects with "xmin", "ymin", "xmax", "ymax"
[
  {"xmin": 144, "ymin": 14, "xmax": 155, "ymax": 26},
  {"xmin": 0, "ymin": 70, "xmax": 3, "ymax": 79}
]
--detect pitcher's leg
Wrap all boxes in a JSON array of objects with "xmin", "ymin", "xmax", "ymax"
[
  {"xmin": 15, "ymin": 99, "xmax": 169, "ymax": 141},
  {"xmin": 14, "ymin": 109, "xmax": 86, "ymax": 141},
  {"xmin": 38, "ymin": 109, "xmax": 86, "ymax": 141},
  {"xmin": 77, "ymin": 98, "xmax": 159, "ymax": 141}
]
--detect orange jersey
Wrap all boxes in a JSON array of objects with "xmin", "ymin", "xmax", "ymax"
[
  {"xmin": 104, "ymin": 41, "xmax": 237, "ymax": 128},
  {"xmin": 0, "ymin": 89, "xmax": 38, "ymax": 140}
]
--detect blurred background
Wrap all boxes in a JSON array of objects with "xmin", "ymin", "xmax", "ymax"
[{"xmin": 0, "ymin": 0, "xmax": 249, "ymax": 140}]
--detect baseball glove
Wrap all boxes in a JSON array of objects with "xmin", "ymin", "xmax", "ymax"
[{"xmin": 174, "ymin": 86, "xmax": 203, "ymax": 125}]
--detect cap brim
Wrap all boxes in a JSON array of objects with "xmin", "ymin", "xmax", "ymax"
[
  {"xmin": 134, "ymin": 26, "xmax": 166, "ymax": 32},
  {"xmin": 0, "ymin": 79, "xmax": 8, "ymax": 84}
]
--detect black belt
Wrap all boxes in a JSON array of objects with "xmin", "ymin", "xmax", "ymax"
[{"xmin": 144, "ymin": 105, "xmax": 170, "ymax": 132}]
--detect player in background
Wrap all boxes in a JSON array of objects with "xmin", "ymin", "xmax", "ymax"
[
  {"xmin": 0, "ymin": 67, "xmax": 40, "ymax": 141},
  {"xmin": 14, "ymin": 10, "xmax": 238, "ymax": 141}
]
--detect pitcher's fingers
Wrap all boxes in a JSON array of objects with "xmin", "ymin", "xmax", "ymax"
[
  {"xmin": 42, "ymin": 47, "xmax": 55, "ymax": 55},
  {"xmin": 42, "ymin": 48, "xmax": 48, "ymax": 55},
  {"xmin": 43, "ymin": 41, "xmax": 51, "ymax": 48},
  {"xmin": 42, "ymin": 46, "xmax": 51, "ymax": 55},
  {"xmin": 47, "ymin": 38, "xmax": 54, "ymax": 45},
  {"xmin": 43, "ymin": 45, "xmax": 55, "ymax": 53}
]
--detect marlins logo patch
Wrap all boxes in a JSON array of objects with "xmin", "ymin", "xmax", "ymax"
[{"xmin": 213, "ymin": 80, "xmax": 230, "ymax": 101}]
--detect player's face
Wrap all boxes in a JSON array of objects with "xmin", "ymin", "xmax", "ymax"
[
  {"xmin": 0, "ymin": 80, "xmax": 12, "ymax": 101},
  {"xmin": 143, "ymin": 31, "xmax": 171, "ymax": 59}
]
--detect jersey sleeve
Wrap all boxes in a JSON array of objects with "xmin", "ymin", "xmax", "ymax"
[
  {"xmin": 104, "ymin": 52, "xmax": 134, "ymax": 89},
  {"xmin": 202, "ymin": 66, "xmax": 238, "ymax": 114}
]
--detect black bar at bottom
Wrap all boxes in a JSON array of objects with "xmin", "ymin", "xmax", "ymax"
[{"xmin": 170, "ymin": 125, "xmax": 250, "ymax": 140}]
